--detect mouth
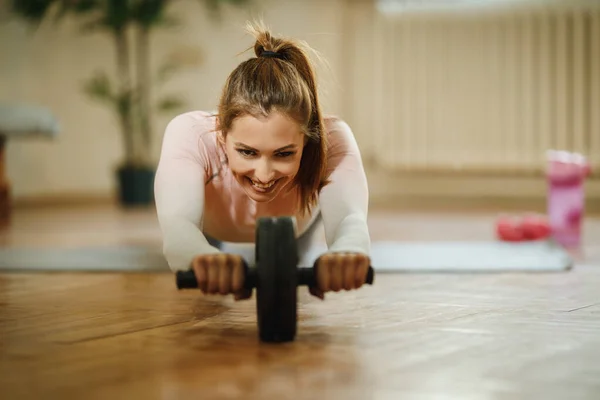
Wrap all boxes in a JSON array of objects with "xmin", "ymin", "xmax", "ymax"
[{"xmin": 246, "ymin": 177, "xmax": 279, "ymax": 193}]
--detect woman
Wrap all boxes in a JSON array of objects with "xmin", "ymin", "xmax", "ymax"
[{"xmin": 154, "ymin": 21, "xmax": 371, "ymax": 301}]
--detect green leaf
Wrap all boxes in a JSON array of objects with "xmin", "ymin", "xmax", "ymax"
[
  {"xmin": 10, "ymin": 0, "xmax": 57, "ymax": 24},
  {"xmin": 157, "ymin": 95, "xmax": 186, "ymax": 113},
  {"xmin": 152, "ymin": 15, "xmax": 181, "ymax": 29},
  {"xmin": 82, "ymin": 71, "xmax": 115, "ymax": 104},
  {"xmin": 78, "ymin": 17, "xmax": 106, "ymax": 33},
  {"xmin": 116, "ymin": 89, "xmax": 134, "ymax": 120},
  {"xmin": 93, "ymin": 0, "xmax": 134, "ymax": 32},
  {"xmin": 10, "ymin": 0, "xmax": 55, "ymax": 20},
  {"xmin": 40, "ymin": 0, "xmax": 100, "ymax": 28},
  {"xmin": 70, "ymin": 0, "xmax": 102, "ymax": 13},
  {"xmin": 131, "ymin": 0, "xmax": 173, "ymax": 28}
]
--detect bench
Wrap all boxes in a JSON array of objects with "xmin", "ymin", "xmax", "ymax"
[{"xmin": 0, "ymin": 103, "xmax": 60, "ymax": 226}]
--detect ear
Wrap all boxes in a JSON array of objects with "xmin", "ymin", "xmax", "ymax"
[
  {"xmin": 217, "ymin": 130, "xmax": 226, "ymax": 146},
  {"xmin": 215, "ymin": 116, "xmax": 225, "ymax": 144}
]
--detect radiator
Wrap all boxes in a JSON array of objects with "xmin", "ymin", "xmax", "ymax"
[{"xmin": 372, "ymin": 5, "xmax": 600, "ymax": 176}]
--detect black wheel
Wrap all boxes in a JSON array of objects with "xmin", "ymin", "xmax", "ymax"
[{"xmin": 255, "ymin": 216, "xmax": 299, "ymax": 343}]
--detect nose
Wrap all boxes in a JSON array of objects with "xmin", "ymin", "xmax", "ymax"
[{"xmin": 254, "ymin": 159, "xmax": 275, "ymax": 183}]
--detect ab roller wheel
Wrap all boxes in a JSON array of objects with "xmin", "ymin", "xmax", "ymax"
[
  {"xmin": 254, "ymin": 216, "xmax": 299, "ymax": 342},
  {"xmin": 175, "ymin": 216, "xmax": 375, "ymax": 343}
]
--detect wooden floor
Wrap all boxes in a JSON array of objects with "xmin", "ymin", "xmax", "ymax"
[{"xmin": 1, "ymin": 203, "xmax": 600, "ymax": 399}]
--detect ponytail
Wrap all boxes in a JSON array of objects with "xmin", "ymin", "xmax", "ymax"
[{"xmin": 217, "ymin": 20, "xmax": 329, "ymax": 216}]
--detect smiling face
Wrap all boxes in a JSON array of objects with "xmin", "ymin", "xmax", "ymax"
[{"xmin": 219, "ymin": 111, "xmax": 306, "ymax": 203}]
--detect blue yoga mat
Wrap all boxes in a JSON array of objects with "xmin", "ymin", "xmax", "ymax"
[
  {"xmin": 0, "ymin": 240, "xmax": 572, "ymax": 272},
  {"xmin": 304, "ymin": 240, "xmax": 573, "ymax": 272}
]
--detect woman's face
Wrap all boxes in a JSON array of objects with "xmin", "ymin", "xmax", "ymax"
[{"xmin": 221, "ymin": 112, "xmax": 306, "ymax": 203}]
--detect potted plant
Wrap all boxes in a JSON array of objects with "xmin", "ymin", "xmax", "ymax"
[{"xmin": 10, "ymin": 0, "xmax": 251, "ymax": 206}]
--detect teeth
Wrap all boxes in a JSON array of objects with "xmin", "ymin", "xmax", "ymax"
[{"xmin": 251, "ymin": 179, "xmax": 275, "ymax": 189}]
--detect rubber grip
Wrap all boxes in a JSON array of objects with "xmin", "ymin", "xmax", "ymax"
[
  {"xmin": 366, "ymin": 266, "xmax": 375, "ymax": 284},
  {"xmin": 176, "ymin": 270, "xmax": 198, "ymax": 289},
  {"xmin": 176, "ymin": 265, "xmax": 375, "ymax": 289}
]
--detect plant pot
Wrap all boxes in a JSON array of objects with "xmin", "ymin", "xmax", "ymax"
[{"xmin": 116, "ymin": 165, "xmax": 155, "ymax": 207}]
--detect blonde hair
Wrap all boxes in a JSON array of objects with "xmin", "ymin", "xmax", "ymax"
[{"xmin": 216, "ymin": 20, "xmax": 329, "ymax": 216}]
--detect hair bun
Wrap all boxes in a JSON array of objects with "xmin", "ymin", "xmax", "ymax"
[{"xmin": 260, "ymin": 50, "xmax": 285, "ymax": 60}]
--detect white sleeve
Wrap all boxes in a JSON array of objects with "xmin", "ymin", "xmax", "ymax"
[
  {"xmin": 154, "ymin": 115, "xmax": 221, "ymax": 272},
  {"xmin": 318, "ymin": 120, "xmax": 371, "ymax": 255}
]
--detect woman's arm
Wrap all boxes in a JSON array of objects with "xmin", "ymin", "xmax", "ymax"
[
  {"xmin": 154, "ymin": 114, "xmax": 220, "ymax": 272},
  {"xmin": 318, "ymin": 119, "xmax": 371, "ymax": 256}
]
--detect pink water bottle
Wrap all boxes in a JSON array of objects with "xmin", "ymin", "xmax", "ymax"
[{"xmin": 546, "ymin": 150, "xmax": 591, "ymax": 248}]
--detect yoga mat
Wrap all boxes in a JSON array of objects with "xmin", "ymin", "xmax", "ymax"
[
  {"xmin": 0, "ymin": 239, "xmax": 573, "ymax": 272},
  {"xmin": 0, "ymin": 245, "xmax": 170, "ymax": 272},
  {"xmin": 305, "ymin": 240, "xmax": 573, "ymax": 272}
]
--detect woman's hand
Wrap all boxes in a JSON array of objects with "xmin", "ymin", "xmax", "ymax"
[
  {"xmin": 309, "ymin": 252, "xmax": 370, "ymax": 300},
  {"xmin": 191, "ymin": 254, "xmax": 252, "ymax": 300}
]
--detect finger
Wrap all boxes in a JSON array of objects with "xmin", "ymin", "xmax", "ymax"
[
  {"xmin": 343, "ymin": 255, "xmax": 356, "ymax": 290},
  {"xmin": 309, "ymin": 285, "xmax": 324, "ymax": 300},
  {"xmin": 206, "ymin": 255, "xmax": 221, "ymax": 294},
  {"xmin": 316, "ymin": 255, "xmax": 330, "ymax": 293},
  {"xmin": 234, "ymin": 288, "xmax": 252, "ymax": 301},
  {"xmin": 218, "ymin": 254, "xmax": 231, "ymax": 295},
  {"xmin": 230, "ymin": 256, "xmax": 245, "ymax": 293},
  {"xmin": 354, "ymin": 254, "xmax": 370, "ymax": 288},
  {"xmin": 330, "ymin": 254, "xmax": 343, "ymax": 292},
  {"xmin": 193, "ymin": 256, "xmax": 208, "ymax": 293}
]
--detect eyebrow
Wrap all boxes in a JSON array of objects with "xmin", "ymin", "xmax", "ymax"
[{"xmin": 234, "ymin": 143, "xmax": 297, "ymax": 152}]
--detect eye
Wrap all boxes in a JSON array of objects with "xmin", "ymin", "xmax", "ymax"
[
  {"xmin": 276, "ymin": 151, "xmax": 296, "ymax": 158},
  {"xmin": 236, "ymin": 149, "xmax": 256, "ymax": 157}
]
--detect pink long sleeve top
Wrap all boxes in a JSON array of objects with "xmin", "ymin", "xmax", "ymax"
[{"xmin": 154, "ymin": 111, "xmax": 370, "ymax": 272}]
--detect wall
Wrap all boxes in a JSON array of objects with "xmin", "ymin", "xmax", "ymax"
[
  {"xmin": 0, "ymin": 0, "xmax": 346, "ymax": 200},
  {"xmin": 1, "ymin": 0, "xmax": 598, "ymax": 209},
  {"xmin": 342, "ymin": 0, "xmax": 600, "ymax": 207}
]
